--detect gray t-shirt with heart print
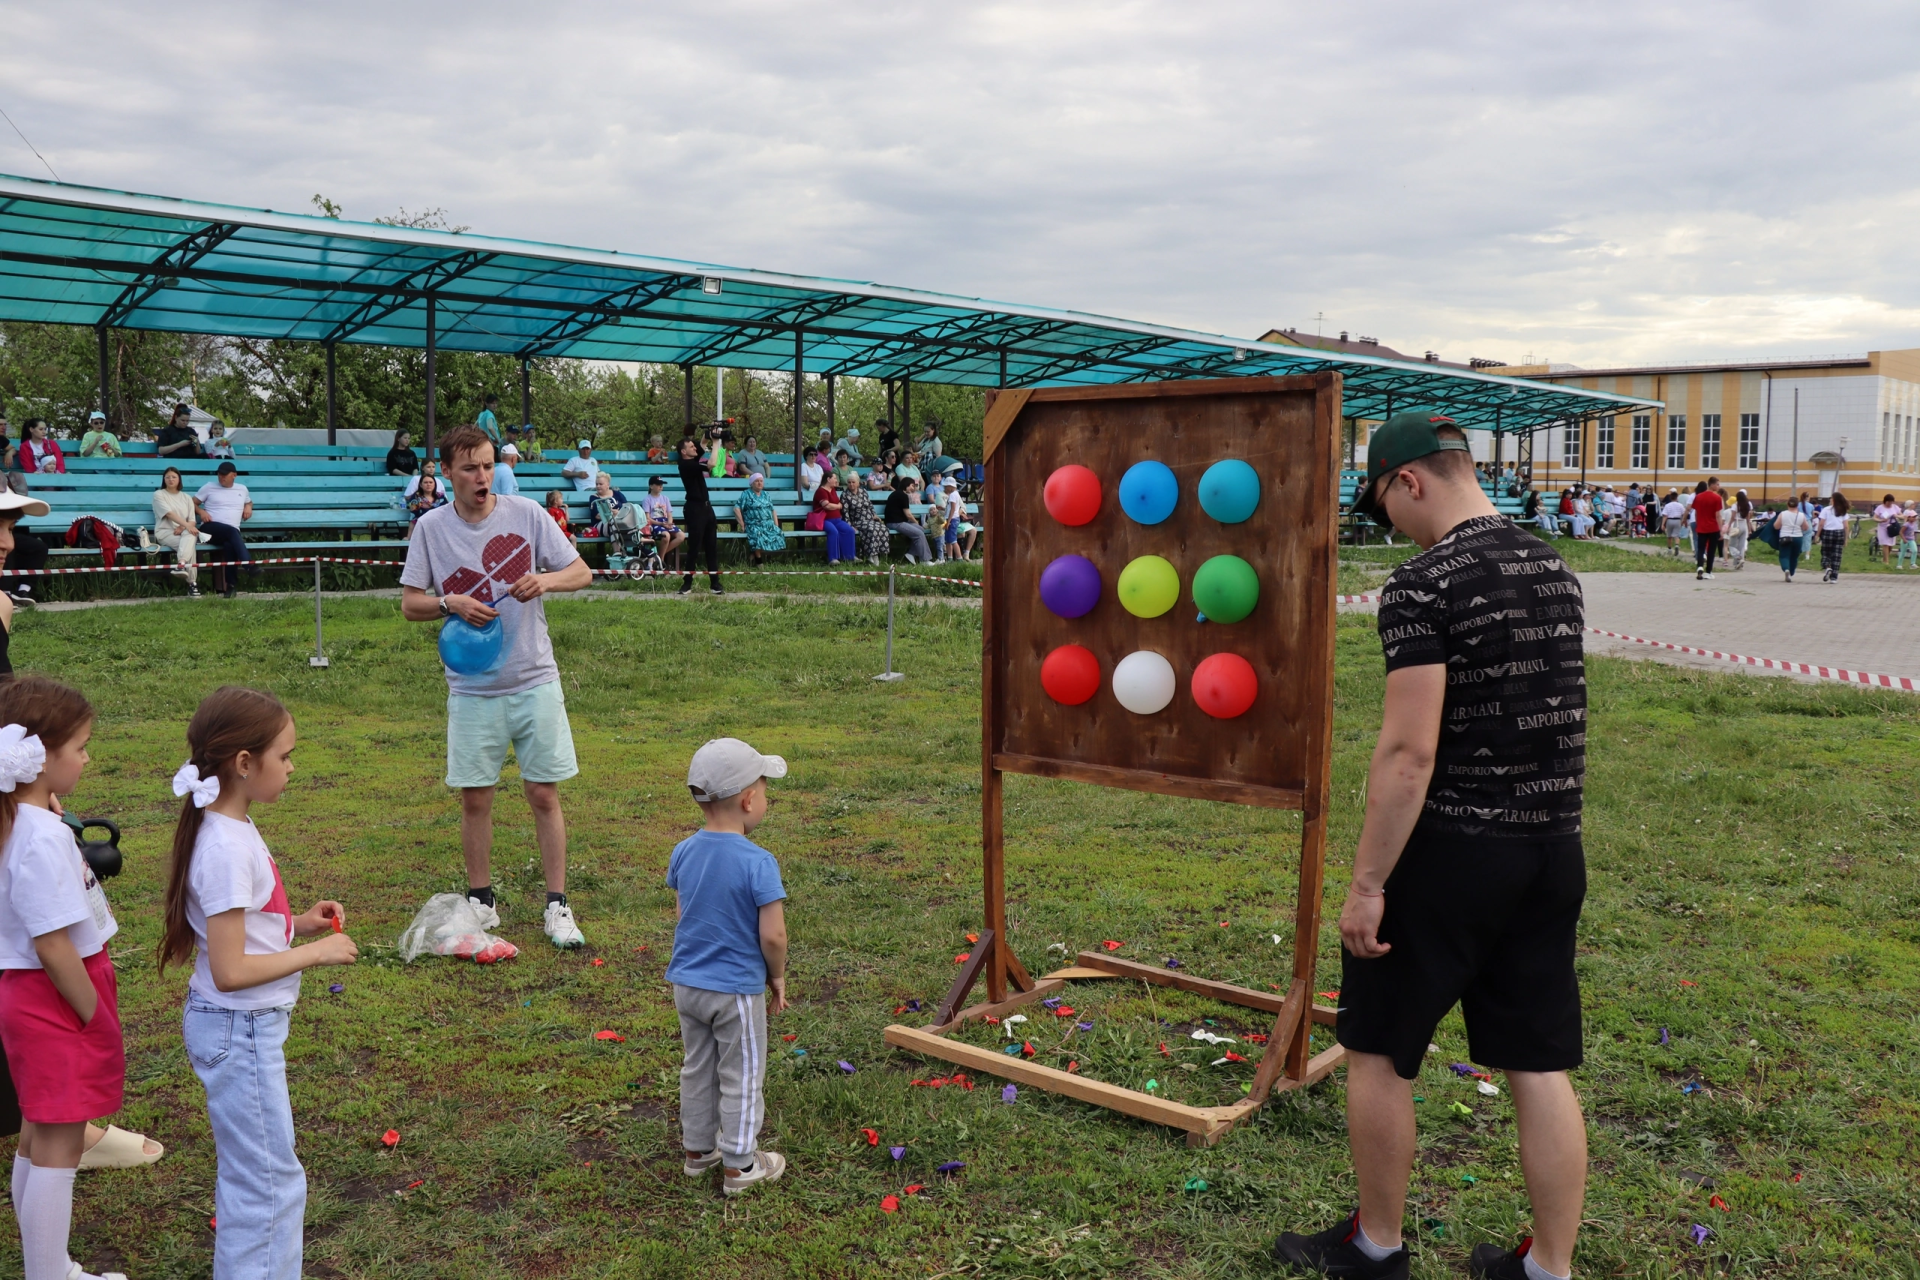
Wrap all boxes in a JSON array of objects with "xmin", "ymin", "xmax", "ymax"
[{"xmin": 400, "ymin": 494, "xmax": 582, "ymax": 697}]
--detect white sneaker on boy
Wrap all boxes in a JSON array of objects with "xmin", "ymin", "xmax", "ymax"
[
  {"xmin": 544, "ymin": 900, "xmax": 586, "ymax": 949},
  {"xmin": 722, "ymin": 1150, "xmax": 786, "ymax": 1196}
]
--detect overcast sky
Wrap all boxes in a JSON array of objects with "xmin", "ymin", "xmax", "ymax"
[{"xmin": 3, "ymin": 1, "xmax": 1918, "ymax": 369}]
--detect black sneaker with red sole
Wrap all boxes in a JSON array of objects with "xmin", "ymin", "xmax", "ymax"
[
  {"xmin": 1469, "ymin": 1235, "xmax": 1539, "ymax": 1279},
  {"xmin": 1272, "ymin": 1210, "xmax": 1410, "ymax": 1279}
]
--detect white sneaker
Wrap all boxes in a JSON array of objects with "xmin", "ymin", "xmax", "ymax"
[
  {"xmin": 684, "ymin": 1148, "xmax": 725, "ymax": 1176},
  {"xmin": 722, "ymin": 1150, "xmax": 786, "ymax": 1195},
  {"xmin": 544, "ymin": 900, "xmax": 585, "ymax": 949},
  {"xmin": 466, "ymin": 896, "xmax": 501, "ymax": 931},
  {"xmin": 67, "ymin": 1261, "xmax": 129, "ymax": 1280}
]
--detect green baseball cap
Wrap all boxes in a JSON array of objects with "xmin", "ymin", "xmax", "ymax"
[{"xmin": 1350, "ymin": 408, "xmax": 1469, "ymax": 519}]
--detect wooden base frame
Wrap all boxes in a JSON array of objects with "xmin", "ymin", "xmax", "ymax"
[{"xmin": 885, "ymin": 376, "xmax": 1347, "ymax": 1145}]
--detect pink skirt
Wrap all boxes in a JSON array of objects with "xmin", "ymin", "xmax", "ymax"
[{"xmin": 0, "ymin": 950, "xmax": 125, "ymax": 1124}]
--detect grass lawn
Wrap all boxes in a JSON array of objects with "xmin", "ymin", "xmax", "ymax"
[{"xmin": 6, "ymin": 591, "xmax": 1918, "ymax": 1279}]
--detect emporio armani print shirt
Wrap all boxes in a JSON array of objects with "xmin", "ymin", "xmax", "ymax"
[{"xmin": 1376, "ymin": 514, "xmax": 1586, "ymax": 838}]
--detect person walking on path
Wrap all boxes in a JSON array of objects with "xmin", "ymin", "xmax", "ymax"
[
  {"xmin": 1899, "ymin": 505, "xmax": 1919, "ymax": 570},
  {"xmin": 1772, "ymin": 501, "xmax": 1809, "ymax": 582},
  {"xmin": 399, "ymin": 425, "xmax": 594, "ymax": 950},
  {"xmin": 1276, "ymin": 410, "xmax": 1589, "ymax": 1280},
  {"xmin": 1722, "ymin": 490, "xmax": 1753, "ymax": 571},
  {"xmin": 1818, "ymin": 492, "xmax": 1850, "ymax": 583},
  {"xmin": 1691, "ymin": 477, "xmax": 1725, "ymax": 579}
]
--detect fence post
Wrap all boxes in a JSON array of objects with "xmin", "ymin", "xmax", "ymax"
[
  {"xmin": 874, "ymin": 565, "xmax": 905, "ymax": 682},
  {"xmin": 309, "ymin": 558, "xmax": 330, "ymax": 669}
]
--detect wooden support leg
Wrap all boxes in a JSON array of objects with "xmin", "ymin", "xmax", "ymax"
[
  {"xmin": 1288, "ymin": 803, "xmax": 1331, "ymax": 1079},
  {"xmin": 982, "ymin": 767, "xmax": 1011, "ymax": 1001},
  {"xmin": 1244, "ymin": 979, "xmax": 1307, "ymax": 1103},
  {"xmin": 934, "ymin": 928, "xmax": 996, "ymax": 1027}
]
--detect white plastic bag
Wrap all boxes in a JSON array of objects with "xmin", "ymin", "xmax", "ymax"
[{"xmin": 398, "ymin": 892, "xmax": 519, "ymax": 964}]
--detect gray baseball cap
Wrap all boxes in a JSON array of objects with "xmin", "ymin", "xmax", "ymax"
[{"xmin": 687, "ymin": 737, "xmax": 788, "ymax": 802}]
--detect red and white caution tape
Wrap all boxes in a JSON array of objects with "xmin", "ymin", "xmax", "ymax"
[
  {"xmin": 1339, "ymin": 592, "xmax": 1918, "ymax": 690},
  {"xmin": 8, "ymin": 555, "xmax": 980, "ymax": 589}
]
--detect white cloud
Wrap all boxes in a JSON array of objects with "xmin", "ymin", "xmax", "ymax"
[{"xmin": 2, "ymin": 0, "xmax": 1918, "ymax": 366}]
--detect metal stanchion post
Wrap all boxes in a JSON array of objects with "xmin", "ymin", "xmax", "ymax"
[
  {"xmin": 309, "ymin": 558, "xmax": 330, "ymax": 668},
  {"xmin": 874, "ymin": 565, "xmax": 905, "ymax": 682}
]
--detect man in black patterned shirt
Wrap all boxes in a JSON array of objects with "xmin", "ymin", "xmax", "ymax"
[{"xmin": 1277, "ymin": 413, "xmax": 1588, "ymax": 1280}]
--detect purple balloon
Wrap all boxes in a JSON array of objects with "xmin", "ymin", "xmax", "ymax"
[{"xmin": 1040, "ymin": 555, "xmax": 1102, "ymax": 618}]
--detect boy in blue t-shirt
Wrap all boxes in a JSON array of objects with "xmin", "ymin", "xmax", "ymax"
[{"xmin": 666, "ymin": 737, "xmax": 790, "ymax": 1195}]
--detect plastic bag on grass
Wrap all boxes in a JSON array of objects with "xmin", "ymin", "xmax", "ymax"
[{"xmin": 398, "ymin": 893, "xmax": 519, "ymax": 964}]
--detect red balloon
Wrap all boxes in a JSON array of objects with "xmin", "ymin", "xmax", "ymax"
[
  {"xmin": 1192, "ymin": 653, "xmax": 1258, "ymax": 719},
  {"xmin": 1041, "ymin": 644, "xmax": 1102, "ymax": 706},
  {"xmin": 1043, "ymin": 465, "xmax": 1102, "ymax": 526}
]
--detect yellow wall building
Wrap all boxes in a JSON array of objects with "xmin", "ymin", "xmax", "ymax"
[{"xmin": 1500, "ymin": 351, "xmax": 1920, "ymax": 502}]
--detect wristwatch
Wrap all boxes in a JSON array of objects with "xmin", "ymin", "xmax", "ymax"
[{"xmin": 438, "ymin": 596, "xmax": 451, "ymax": 618}]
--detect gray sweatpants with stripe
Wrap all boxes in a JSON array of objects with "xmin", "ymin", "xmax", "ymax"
[{"xmin": 673, "ymin": 984, "xmax": 768, "ymax": 1164}]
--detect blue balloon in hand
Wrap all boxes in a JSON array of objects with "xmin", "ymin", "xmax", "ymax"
[{"xmin": 438, "ymin": 614, "xmax": 503, "ymax": 675}]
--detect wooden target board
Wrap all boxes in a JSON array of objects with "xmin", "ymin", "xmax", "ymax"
[{"xmin": 885, "ymin": 374, "xmax": 1346, "ymax": 1147}]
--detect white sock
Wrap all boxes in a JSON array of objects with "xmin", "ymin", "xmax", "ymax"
[
  {"xmin": 19, "ymin": 1164, "xmax": 76, "ymax": 1280},
  {"xmin": 10, "ymin": 1153, "xmax": 28, "ymax": 1210},
  {"xmin": 1353, "ymin": 1219, "xmax": 1401, "ymax": 1260},
  {"xmin": 1523, "ymin": 1252, "xmax": 1569, "ymax": 1280}
]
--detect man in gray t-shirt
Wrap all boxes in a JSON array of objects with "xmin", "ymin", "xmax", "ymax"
[{"xmin": 401, "ymin": 426, "xmax": 595, "ymax": 949}]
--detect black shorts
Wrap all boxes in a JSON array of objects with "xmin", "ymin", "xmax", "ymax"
[{"xmin": 1336, "ymin": 827, "xmax": 1585, "ymax": 1080}]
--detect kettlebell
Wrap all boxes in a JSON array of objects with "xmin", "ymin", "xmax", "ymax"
[{"xmin": 63, "ymin": 815, "xmax": 123, "ymax": 880}]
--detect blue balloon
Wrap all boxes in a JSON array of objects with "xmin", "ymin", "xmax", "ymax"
[
  {"xmin": 1119, "ymin": 461, "xmax": 1179, "ymax": 525},
  {"xmin": 1198, "ymin": 459, "xmax": 1261, "ymax": 524},
  {"xmin": 438, "ymin": 614, "xmax": 503, "ymax": 676}
]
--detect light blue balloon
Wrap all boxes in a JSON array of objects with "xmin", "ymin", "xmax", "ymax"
[
  {"xmin": 1198, "ymin": 459, "xmax": 1261, "ymax": 524},
  {"xmin": 438, "ymin": 614, "xmax": 503, "ymax": 675},
  {"xmin": 1119, "ymin": 460, "xmax": 1179, "ymax": 525}
]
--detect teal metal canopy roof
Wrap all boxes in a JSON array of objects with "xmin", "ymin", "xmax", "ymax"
[{"xmin": 0, "ymin": 173, "xmax": 1656, "ymax": 431}]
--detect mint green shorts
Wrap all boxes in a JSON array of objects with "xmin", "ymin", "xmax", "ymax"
[{"xmin": 446, "ymin": 679, "xmax": 579, "ymax": 789}]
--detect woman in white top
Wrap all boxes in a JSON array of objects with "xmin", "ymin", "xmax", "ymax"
[
  {"xmin": 1720, "ymin": 490, "xmax": 1754, "ymax": 570},
  {"xmin": 1771, "ymin": 501, "xmax": 1810, "ymax": 582},
  {"xmin": 797, "ymin": 449, "xmax": 824, "ymax": 499},
  {"xmin": 1817, "ymin": 492, "xmax": 1850, "ymax": 582},
  {"xmin": 149, "ymin": 466, "xmax": 203, "ymax": 597},
  {"xmin": 1872, "ymin": 494, "xmax": 1902, "ymax": 566}
]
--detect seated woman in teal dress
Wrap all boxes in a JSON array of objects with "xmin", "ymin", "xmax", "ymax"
[{"xmin": 734, "ymin": 472, "xmax": 786, "ymax": 567}]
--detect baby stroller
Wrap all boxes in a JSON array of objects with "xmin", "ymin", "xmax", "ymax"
[{"xmin": 590, "ymin": 497, "xmax": 660, "ymax": 580}]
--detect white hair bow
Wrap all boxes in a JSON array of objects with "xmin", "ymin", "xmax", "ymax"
[
  {"xmin": 0, "ymin": 724, "xmax": 45, "ymax": 794},
  {"xmin": 172, "ymin": 761, "xmax": 221, "ymax": 808}
]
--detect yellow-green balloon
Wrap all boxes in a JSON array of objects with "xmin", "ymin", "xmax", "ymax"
[
  {"xmin": 1118, "ymin": 555, "xmax": 1180, "ymax": 618},
  {"xmin": 1192, "ymin": 555, "xmax": 1260, "ymax": 624}
]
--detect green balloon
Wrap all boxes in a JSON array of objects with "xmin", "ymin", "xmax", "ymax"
[
  {"xmin": 1118, "ymin": 555, "xmax": 1181, "ymax": 618},
  {"xmin": 1192, "ymin": 555, "xmax": 1259, "ymax": 624}
]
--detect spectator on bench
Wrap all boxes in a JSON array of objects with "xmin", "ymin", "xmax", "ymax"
[
  {"xmin": 204, "ymin": 419, "xmax": 235, "ymax": 459},
  {"xmin": 917, "ymin": 418, "xmax": 961, "ymax": 477},
  {"xmin": 867, "ymin": 451, "xmax": 896, "ymax": 492},
  {"xmin": 0, "ymin": 489, "xmax": 51, "ymax": 654},
  {"xmin": 0, "ymin": 452, "xmax": 47, "ymax": 602},
  {"xmin": 17, "ymin": 418, "xmax": 66, "ymax": 473},
  {"xmin": 884, "ymin": 477, "xmax": 934, "ymax": 563},
  {"xmin": 386, "ymin": 429, "xmax": 419, "ymax": 476},
  {"xmin": 545, "ymin": 490, "xmax": 576, "ymax": 544},
  {"xmin": 194, "ymin": 460, "xmax": 253, "ymax": 599},
  {"xmin": 812, "ymin": 471, "xmax": 855, "ymax": 566},
  {"xmin": 562, "ymin": 440, "xmax": 599, "ymax": 492},
  {"xmin": 407, "ymin": 473, "xmax": 447, "ymax": 535},
  {"xmin": 841, "ymin": 473, "xmax": 888, "ymax": 566},
  {"xmin": 732, "ymin": 435, "xmax": 768, "ymax": 478},
  {"xmin": 1, "ymin": 440, "xmax": 28, "ymax": 497},
  {"xmin": 494, "ymin": 443, "xmax": 522, "ymax": 497},
  {"xmin": 646, "ymin": 434, "xmax": 670, "ymax": 463},
  {"xmin": 156, "ymin": 402, "xmax": 204, "ymax": 459},
  {"xmin": 80, "ymin": 410, "xmax": 123, "ymax": 458},
  {"xmin": 151, "ymin": 465, "xmax": 205, "ymax": 598},
  {"xmin": 734, "ymin": 473, "xmax": 786, "ymax": 568},
  {"xmin": 403, "ymin": 459, "xmax": 440, "ymax": 499}
]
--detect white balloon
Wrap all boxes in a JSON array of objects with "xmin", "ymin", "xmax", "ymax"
[{"xmin": 1111, "ymin": 650, "xmax": 1177, "ymax": 715}]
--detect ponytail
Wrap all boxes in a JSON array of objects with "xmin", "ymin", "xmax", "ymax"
[
  {"xmin": 158, "ymin": 687, "xmax": 292, "ymax": 973},
  {"xmin": 0, "ymin": 677, "xmax": 94, "ymax": 854}
]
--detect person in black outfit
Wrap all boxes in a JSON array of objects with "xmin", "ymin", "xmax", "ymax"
[
  {"xmin": 883, "ymin": 478, "xmax": 935, "ymax": 563},
  {"xmin": 386, "ymin": 429, "xmax": 420, "ymax": 475},
  {"xmin": 155, "ymin": 402, "xmax": 204, "ymax": 459},
  {"xmin": 0, "ymin": 491, "xmax": 48, "ymax": 665},
  {"xmin": 1276, "ymin": 411, "xmax": 1589, "ymax": 1280},
  {"xmin": 676, "ymin": 436, "xmax": 723, "ymax": 595},
  {"xmin": 0, "ymin": 454, "xmax": 47, "ymax": 602},
  {"xmin": 874, "ymin": 417, "xmax": 900, "ymax": 458}
]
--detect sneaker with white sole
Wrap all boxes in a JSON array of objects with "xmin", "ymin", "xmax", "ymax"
[
  {"xmin": 466, "ymin": 897, "xmax": 501, "ymax": 931},
  {"xmin": 722, "ymin": 1150, "xmax": 786, "ymax": 1196},
  {"xmin": 544, "ymin": 900, "xmax": 585, "ymax": 948},
  {"xmin": 684, "ymin": 1149, "xmax": 725, "ymax": 1176}
]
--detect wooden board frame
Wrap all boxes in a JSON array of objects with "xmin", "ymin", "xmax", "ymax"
[{"xmin": 884, "ymin": 375, "xmax": 1345, "ymax": 1146}]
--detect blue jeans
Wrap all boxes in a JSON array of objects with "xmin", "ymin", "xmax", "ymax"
[
  {"xmin": 184, "ymin": 995, "xmax": 305, "ymax": 1280},
  {"xmin": 822, "ymin": 518, "xmax": 855, "ymax": 563}
]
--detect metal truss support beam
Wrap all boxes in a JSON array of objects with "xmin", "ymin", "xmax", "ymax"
[
  {"xmin": 322, "ymin": 250, "xmax": 497, "ymax": 345},
  {"xmin": 98, "ymin": 221, "xmax": 242, "ymax": 329},
  {"xmin": 513, "ymin": 274, "xmax": 705, "ymax": 360}
]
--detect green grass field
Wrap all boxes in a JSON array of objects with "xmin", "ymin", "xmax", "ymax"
[{"xmin": 6, "ymin": 591, "xmax": 1918, "ymax": 1279}]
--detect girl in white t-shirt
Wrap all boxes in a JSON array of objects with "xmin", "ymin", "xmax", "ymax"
[
  {"xmin": 158, "ymin": 687, "xmax": 357, "ymax": 1280},
  {"xmin": 0, "ymin": 677, "xmax": 128, "ymax": 1280}
]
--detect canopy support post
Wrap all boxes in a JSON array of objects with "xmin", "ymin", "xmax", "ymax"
[
  {"xmin": 998, "ymin": 349, "xmax": 1008, "ymax": 389},
  {"xmin": 520, "ymin": 359, "xmax": 532, "ymax": 437},
  {"xmin": 325, "ymin": 342, "xmax": 337, "ymax": 446},
  {"xmin": 424, "ymin": 295, "xmax": 438, "ymax": 458},
  {"xmin": 793, "ymin": 330, "xmax": 804, "ymax": 472},
  {"xmin": 95, "ymin": 324, "xmax": 110, "ymax": 424}
]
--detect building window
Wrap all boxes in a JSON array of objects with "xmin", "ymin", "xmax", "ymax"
[
  {"xmin": 1596, "ymin": 417, "xmax": 1615, "ymax": 469},
  {"xmin": 1562, "ymin": 423, "xmax": 1581, "ymax": 468},
  {"xmin": 1700, "ymin": 414, "xmax": 1722, "ymax": 471},
  {"xmin": 1667, "ymin": 415, "xmax": 1687, "ymax": 470},
  {"xmin": 1737, "ymin": 413, "xmax": 1759, "ymax": 470},
  {"xmin": 1631, "ymin": 415, "xmax": 1651, "ymax": 469},
  {"xmin": 1884, "ymin": 411, "xmax": 1893, "ymax": 464}
]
